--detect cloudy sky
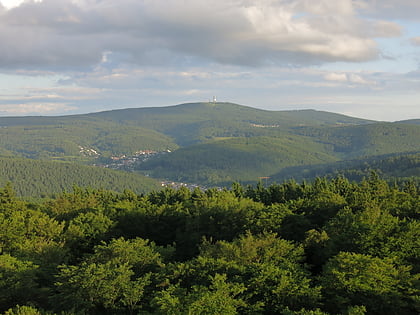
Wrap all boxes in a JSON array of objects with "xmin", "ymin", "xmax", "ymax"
[{"xmin": 0, "ymin": 0, "xmax": 419, "ymax": 120}]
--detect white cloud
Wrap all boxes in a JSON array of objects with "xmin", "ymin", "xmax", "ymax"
[
  {"xmin": 0, "ymin": 0, "xmax": 419, "ymax": 120},
  {"xmin": 0, "ymin": 102, "xmax": 76, "ymax": 115},
  {"xmin": 1, "ymin": 1, "xmax": 26, "ymax": 10},
  {"xmin": 0, "ymin": 0, "xmax": 44, "ymax": 11},
  {"xmin": 411, "ymin": 37, "xmax": 420, "ymax": 46},
  {"xmin": 0, "ymin": 0, "xmax": 403, "ymax": 70},
  {"xmin": 324, "ymin": 72, "xmax": 376, "ymax": 86},
  {"xmin": 347, "ymin": 73, "xmax": 375, "ymax": 85},
  {"xmin": 324, "ymin": 73, "xmax": 348, "ymax": 82}
]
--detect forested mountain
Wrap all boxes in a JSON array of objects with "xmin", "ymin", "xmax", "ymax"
[
  {"xmin": 0, "ymin": 157, "xmax": 160, "ymax": 197},
  {"xmin": 271, "ymin": 151, "xmax": 420, "ymax": 183},
  {"xmin": 85, "ymin": 102, "xmax": 373, "ymax": 145},
  {"xmin": 0, "ymin": 102, "xmax": 419, "ymax": 186},
  {"xmin": 0, "ymin": 175, "xmax": 418, "ymax": 314},
  {"xmin": 0, "ymin": 102, "xmax": 373, "ymax": 159}
]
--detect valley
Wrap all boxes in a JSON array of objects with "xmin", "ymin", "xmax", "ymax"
[{"xmin": 0, "ymin": 102, "xmax": 419, "ymax": 196}]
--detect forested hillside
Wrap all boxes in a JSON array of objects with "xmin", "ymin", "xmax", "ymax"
[
  {"xmin": 0, "ymin": 157, "xmax": 160, "ymax": 197},
  {"xmin": 138, "ymin": 123, "xmax": 420, "ymax": 185},
  {"xmin": 271, "ymin": 151, "xmax": 420, "ymax": 183},
  {"xmin": 293, "ymin": 123, "xmax": 420, "ymax": 158},
  {"xmin": 0, "ymin": 102, "xmax": 419, "ymax": 186},
  {"xmin": 0, "ymin": 102, "xmax": 374, "ymax": 160},
  {"xmin": 139, "ymin": 136, "xmax": 339, "ymax": 185},
  {"xmin": 0, "ymin": 119, "xmax": 177, "ymax": 161},
  {"xmin": 0, "ymin": 174, "xmax": 418, "ymax": 314}
]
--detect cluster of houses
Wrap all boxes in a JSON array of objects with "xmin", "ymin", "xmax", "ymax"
[
  {"xmin": 79, "ymin": 146, "xmax": 100, "ymax": 157},
  {"xmin": 159, "ymin": 180, "xmax": 214, "ymax": 191},
  {"xmin": 97, "ymin": 149, "xmax": 171, "ymax": 170}
]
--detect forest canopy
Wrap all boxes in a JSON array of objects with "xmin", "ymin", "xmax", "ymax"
[{"xmin": 0, "ymin": 174, "xmax": 419, "ymax": 314}]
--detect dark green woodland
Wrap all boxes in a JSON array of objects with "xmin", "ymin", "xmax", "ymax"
[
  {"xmin": 0, "ymin": 157, "xmax": 160, "ymax": 198},
  {"xmin": 0, "ymin": 174, "xmax": 419, "ymax": 314}
]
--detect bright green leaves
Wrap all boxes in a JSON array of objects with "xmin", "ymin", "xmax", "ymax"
[
  {"xmin": 160, "ymin": 233, "xmax": 321, "ymax": 314},
  {"xmin": 54, "ymin": 237, "xmax": 168, "ymax": 314},
  {"xmin": 321, "ymin": 252, "xmax": 419, "ymax": 314},
  {"xmin": 200, "ymin": 232, "xmax": 304, "ymax": 266},
  {"xmin": 154, "ymin": 274, "xmax": 246, "ymax": 315},
  {"xmin": 56, "ymin": 261, "xmax": 151, "ymax": 313}
]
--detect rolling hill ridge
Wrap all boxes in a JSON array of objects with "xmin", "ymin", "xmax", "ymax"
[{"xmin": 0, "ymin": 102, "xmax": 419, "ymax": 187}]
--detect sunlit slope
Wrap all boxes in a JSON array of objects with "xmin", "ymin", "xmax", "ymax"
[
  {"xmin": 0, "ymin": 120, "xmax": 177, "ymax": 160},
  {"xmin": 86, "ymin": 102, "xmax": 373, "ymax": 145}
]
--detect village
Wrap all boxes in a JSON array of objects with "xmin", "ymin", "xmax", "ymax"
[{"xmin": 95, "ymin": 149, "xmax": 171, "ymax": 171}]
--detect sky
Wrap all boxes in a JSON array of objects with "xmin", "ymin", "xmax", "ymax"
[{"xmin": 0, "ymin": 0, "xmax": 419, "ymax": 121}]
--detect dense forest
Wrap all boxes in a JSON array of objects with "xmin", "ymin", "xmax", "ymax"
[
  {"xmin": 0, "ymin": 157, "xmax": 160, "ymax": 197},
  {"xmin": 271, "ymin": 152, "xmax": 420, "ymax": 183},
  {"xmin": 1, "ymin": 102, "xmax": 419, "ymax": 186},
  {"xmin": 0, "ymin": 174, "xmax": 418, "ymax": 314}
]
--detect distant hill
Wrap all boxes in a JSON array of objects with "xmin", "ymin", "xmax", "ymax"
[
  {"xmin": 86, "ymin": 102, "xmax": 373, "ymax": 145},
  {"xmin": 397, "ymin": 119, "xmax": 420, "ymax": 125},
  {"xmin": 0, "ymin": 157, "xmax": 161, "ymax": 197},
  {"xmin": 270, "ymin": 152, "xmax": 420, "ymax": 183},
  {"xmin": 0, "ymin": 102, "xmax": 374, "ymax": 159},
  {"xmin": 292, "ymin": 123, "xmax": 420, "ymax": 158},
  {"xmin": 86, "ymin": 102, "xmax": 373, "ymax": 127},
  {"xmin": 0, "ymin": 102, "xmax": 419, "ymax": 188}
]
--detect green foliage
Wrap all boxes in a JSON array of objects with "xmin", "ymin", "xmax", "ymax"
[
  {"xmin": 2, "ymin": 305, "xmax": 48, "ymax": 315},
  {"xmin": 0, "ymin": 255, "xmax": 39, "ymax": 311},
  {"xmin": 163, "ymin": 233, "xmax": 321, "ymax": 313},
  {"xmin": 56, "ymin": 261, "xmax": 150, "ymax": 312},
  {"xmin": 154, "ymin": 273, "xmax": 246, "ymax": 315},
  {"xmin": 54, "ymin": 237, "xmax": 166, "ymax": 314},
  {"xmin": 320, "ymin": 252, "xmax": 419, "ymax": 314},
  {"xmin": 0, "ymin": 174, "xmax": 418, "ymax": 314}
]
